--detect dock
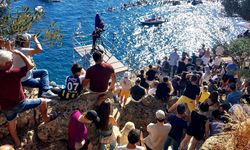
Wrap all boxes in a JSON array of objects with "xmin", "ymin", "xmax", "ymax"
[{"xmin": 74, "ymin": 44, "xmax": 128, "ymax": 73}]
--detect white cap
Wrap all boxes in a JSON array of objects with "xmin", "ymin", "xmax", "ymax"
[
  {"xmin": 123, "ymin": 71, "xmax": 130, "ymax": 78},
  {"xmin": 155, "ymin": 110, "xmax": 165, "ymax": 120}
]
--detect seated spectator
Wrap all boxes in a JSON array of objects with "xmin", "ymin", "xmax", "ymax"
[
  {"xmin": 0, "ymin": 145, "xmax": 14, "ymax": 150},
  {"xmin": 59, "ymin": 63, "xmax": 85, "ymax": 100},
  {"xmin": 97, "ymin": 100, "xmax": 119, "ymax": 150},
  {"xmin": 120, "ymin": 72, "xmax": 132, "ymax": 107},
  {"xmin": 155, "ymin": 76, "xmax": 173, "ymax": 103},
  {"xmin": 0, "ymin": 50, "xmax": 53, "ymax": 147},
  {"xmin": 130, "ymin": 78, "xmax": 146, "ymax": 101},
  {"xmin": 83, "ymin": 51, "xmax": 116, "ymax": 104},
  {"xmin": 144, "ymin": 110, "xmax": 171, "ymax": 150},
  {"xmin": 117, "ymin": 129, "xmax": 145, "ymax": 150},
  {"xmin": 226, "ymin": 83, "xmax": 242, "ymax": 105},
  {"xmin": 148, "ymin": 81, "xmax": 159, "ymax": 96},
  {"xmin": 137, "ymin": 70, "xmax": 149, "ymax": 90},
  {"xmin": 198, "ymin": 85, "xmax": 210, "ymax": 103},
  {"xmin": 164, "ymin": 104, "xmax": 187, "ymax": 150},
  {"xmin": 179, "ymin": 102, "xmax": 209, "ymax": 150},
  {"xmin": 120, "ymin": 122, "xmax": 136, "ymax": 146},
  {"xmin": 209, "ymin": 110, "xmax": 225, "ymax": 136},
  {"xmin": 146, "ymin": 65, "xmax": 158, "ymax": 85},
  {"xmin": 13, "ymin": 34, "xmax": 57, "ymax": 98},
  {"xmin": 218, "ymin": 103, "xmax": 231, "ymax": 123},
  {"xmin": 68, "ymin": 110, "xmax": 100, "ymax": 150}
]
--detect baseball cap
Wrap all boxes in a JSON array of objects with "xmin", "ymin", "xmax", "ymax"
[
  {"xmin": 85, "ymin": 110, "xmax": 100, "ymax": 123},
  {"xmin": 155, "ymin": 110, "xmax": 165, "ymax": 120}
]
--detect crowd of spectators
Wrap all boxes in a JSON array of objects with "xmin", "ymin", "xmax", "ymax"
[{"xmin": 1, "ymin": 37, "xmax": 250, "ymax": 150}]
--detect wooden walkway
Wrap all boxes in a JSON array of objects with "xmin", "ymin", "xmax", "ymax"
[{"xmin": 74, "ymin": 44, "xmax": 128, "ymax": 73}]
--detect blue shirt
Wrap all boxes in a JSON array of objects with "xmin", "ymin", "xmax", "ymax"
[{"xmin": 226, "ymin": 90, "xmax": 242, "ymax": 105}]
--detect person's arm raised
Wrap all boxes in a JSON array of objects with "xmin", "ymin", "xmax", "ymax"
[
  {"xmin": 12, "ymin": 50, "xmax": 35, "ymax": 71},
  {"xmin": 29, "ymin": 35, "xmax": 43, "ymax": 56}
]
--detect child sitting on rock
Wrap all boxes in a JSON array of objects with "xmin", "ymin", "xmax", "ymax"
[{"xmin": 59, "ymin": 63, "xmax": 85, "ymax": 100}]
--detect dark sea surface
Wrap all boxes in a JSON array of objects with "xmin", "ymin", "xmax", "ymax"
[{"xmin": 10, "ymin": 0, "xmax": 245, "ymax": 84}]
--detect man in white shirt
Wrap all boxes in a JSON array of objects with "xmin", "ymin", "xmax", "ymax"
[
  {"xmin": 117, "ymin": 129, "xmax": 145, "ymax": 150},
  {"xmin": 168, "ymin": 48, "xmax": 179, "ymax": 77},
  {"xmin": 13, "ymin": 34, "xmax": 57, "ymax": 98},
  {"xmin": 144, "ymin": 110, "xmax": 171, "ymax": 150}
]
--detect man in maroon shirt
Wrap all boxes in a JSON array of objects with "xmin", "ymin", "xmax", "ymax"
[
  {"xmin": 0, "ymin": 49, "xmax": 51, "ymax": 147},
  {"xmin": 83, "ymin": 51, "xmax": 116, "ymax": 106}
]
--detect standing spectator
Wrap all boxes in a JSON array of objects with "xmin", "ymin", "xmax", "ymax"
[
  {"xmin": 184, "ymin": 58, "xmax": 195, "ymax": 73},
  {"xmin": 130, "ymin": 78, "xmax": 146, "ymax": 101},
  {"xmin": 168, "ymin": 75, "xmax": 200, "ymax": 112},
  {"xmin": 225, "ymin": 83, "xmax": 242, "ymax": 106},
  {"xmin": 201, "ymin": 48, "xmax": 210, "ymax": 66},
  {"xmin": 171, "ymin": 75, "xmax": 181, "ymax": 97},
  {"xmin": 168, "ymin": 48, "xmax": 180, "ymax": 77},
  {"xmin": 59, "ymin": 63, "xmax": 85, "ymax": 100},
  {"xmin": 198, "ymin": 44, "xmax": 206, "ymax": 58},
  {"xmin": 176, "ymin": 57, "xmax": 186, "ymax": 75},
  {"xmin": 117, "ymin": 129, "xmax": 145, "ymax": 150},
  {"xmin": 162, "ymin": 56, "xmax": 170, "ymax": 76},
  {"xmin": 155, "ymin": 76, "xmax": 173, "ymax": 103},
  {"xmin": 179, "ymin": 102, "xmax": 209, "ymax": 150},
  {"xmin": 164, "ymin": 104, "xmax": 188, "ymax": 150},
  {"xmin": 120, "ymin": 72, "xmax": 132, "ymax": 107},
  {"xmin": 68, "ymin": 110, "xmax": 100, "ymax": 150},
  {"xmin": 198, "ymin": 85, "xmax": 210, "ymax": 103},
  {"xmin": 148, "ymin": 81, "xmax": 159, "ymax": 96},
  {"xmin": 14, "ymin": 34, "xmax": 57, "ymax": 98},
  {"xmin": 83, "ymin": 51, "xmax": 116, "ymax": 104},
  {"xmin": 137, "ymin": 70, "xmax": 149, "ymax": 90},
  {"xmin": 144, "ymin": 110, "xmax": 171, "ymax": 150},
  {"xmin": 191, "ymin": 53, "xmax": 198, "ymax": 65},
  {"xmin": 0, "ymin": 50, "xmax": 53, "ymax": 147},
  {"xmin": 146, "ymin": 65, "xmax": 158, "ymax": 85}
]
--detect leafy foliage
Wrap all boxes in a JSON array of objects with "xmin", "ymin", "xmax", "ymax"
[
  {"xmin": 226, "ymin": 37, "xmax": 250, "ymax": 56},
  {"xmin": 0, "ymin": 0, "xmax": 63, "ymax": 47},
  {"xmin": 222, "ymin": 0, "xmax": 250, "ymax": 21}
]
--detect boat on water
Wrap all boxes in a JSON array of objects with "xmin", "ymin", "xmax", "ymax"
[
  {"xmin": 140, "ymin": 16, "xmax": 166, "ymax": 26},
  {"xmin": 190, "ymin": 0, "xmax": 203, "ymax": 5}
]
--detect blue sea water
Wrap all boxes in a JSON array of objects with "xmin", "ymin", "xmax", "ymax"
[{"xmin": 9, "ymin": 0, "xmax": 245, "ymax": 85}]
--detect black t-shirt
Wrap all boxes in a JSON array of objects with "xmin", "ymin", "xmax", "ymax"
[
  {"xmin": 146, "ymin": 69, "xmax": 157, "ymax": 81},
  {"xmin": 168, "ymin": 114, "xmax": 188, "ymax": 141},
  {"xmin": 187, "ymin": 111, "xmax": 208, "ymax": 140},
  {"xmin": 183, "ymin": 81, "xmax": 200, "ymax": 100},
  {"xmin": 156, "ymin": 82, "xmax": 171, "ymax": 100},
  {"xmin": 130, "ymin": 85, "xmax": 146, "ymax": 101},
  {"xmin": 137, "ymin": 74, "xmax": 149, "ymax": 89},
  {"xmin": 184, "ymin": 64, "xmax": 195, "ymax": 72},
  {"xmin": 177, "ymin": 61, "xmax": 186, "ymax": 74}
]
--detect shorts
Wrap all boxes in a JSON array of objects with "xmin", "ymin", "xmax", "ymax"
[
  {"xmin": 2, "ymin": 98, "xmax": 42, "ymax": 121},
  {"xmin": 176, "ymin": 96, "xmax": 195, "ymax": 112},
  {"xmin": 120, "ymin": 90, "xmax": 130, "ymax": 99},
  {"xmin": 186, "ymin": 127, "xmax": 204, "ymax": 141}
]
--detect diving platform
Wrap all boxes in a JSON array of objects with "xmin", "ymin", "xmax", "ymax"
[{"xmin": 74, "ymin": 44, "xmax": 128, "ymax": 74}]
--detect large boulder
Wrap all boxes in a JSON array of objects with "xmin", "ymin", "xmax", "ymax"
[{"xmin": 118, "ymin": 95, "xmax": 166, "ymax": 135}]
